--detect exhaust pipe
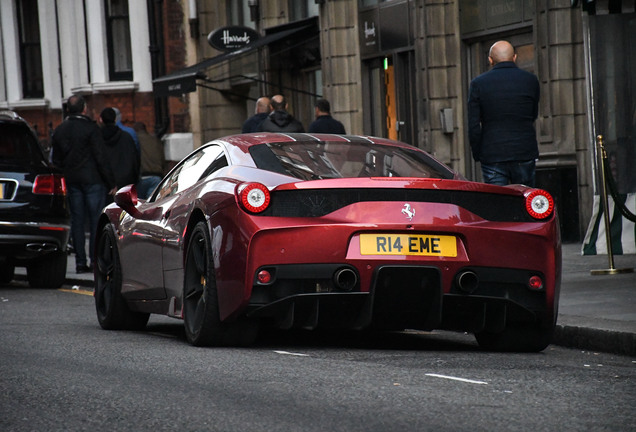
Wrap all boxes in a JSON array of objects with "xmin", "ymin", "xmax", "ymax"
[
  {"xmin": 333, "ymin": 268, "xmax": 358, "ymax": 291},
  {"xmin": 456, "ymin": 270, "xmax": 479, "ymax": 293},
  {"xmin": 26, "ymin": 243, "xmax": 58, "ymax": 253}
]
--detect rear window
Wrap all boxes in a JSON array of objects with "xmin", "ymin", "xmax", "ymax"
[
  {"xmin": 249, "ymin": 141, "xmax": 455, "ymax": 180},
  {"xmin": 0, "ymin": 124, "xmax": 41, "ymax": 163}
]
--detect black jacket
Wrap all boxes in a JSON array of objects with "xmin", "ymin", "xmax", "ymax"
[
  {"xmin": 51, "ymin": 115, "xmax": 115, "ymax": 188},
  {"xmin": 308, "ymin": 115, "xmax": 346, "ymax": 134},
  {"xmin": 467, "ymin": 62, "xmax": 540, "ymax": 164},
  {"xmin": 102, "ymin": 125, "xmax": 140, "ymax": 188},
  {"xmin": 259, "ymin": 110, "xmax": 305, "ymax": 133}
]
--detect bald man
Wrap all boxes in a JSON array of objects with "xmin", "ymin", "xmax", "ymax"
[
  {"xmin": 242, "ymin": 97, "xmax": 271, "ymax": 133},
  {"xmin": 467, "ymin": 40, "xmax": 540, "ymax": 187}
]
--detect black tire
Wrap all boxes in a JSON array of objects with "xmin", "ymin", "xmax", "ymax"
[
  {"xmin": 183, "ymin": 222, "xmax": 224, "ymax": 346},
  {"xmin": 475, "ymin": 323, "xmax": 554, "ymax": 352},
  {"xmin": 0, "ymin": 263, "xmax": 15, "ymax": 284},
  {"xmin": 183, "ymin": 222, "xmax": 259, "ymax": 347},
  {"xmin": 26, "ymin": 251, "xmax": 66, "ymax": 288},
  {"xmin": 94, "ymin": 224, "xmax": 149, "ymax": 331}
]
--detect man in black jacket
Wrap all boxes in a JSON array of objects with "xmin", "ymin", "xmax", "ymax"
[
  {"xmin": 467, "ymin": 40, "xmax": 540, "ymax": 187},
  {"xmin": 308, "ymin": 99, "xmax": 346, "ymax": 134},
  {"xmin": 100, "ymin": 107, "xmax": 140, "ymax": 195},
  {"xmin": 258, "ymin": 95, "xmax": 304, "ymax": 133},
  {"xmin": 52, "ymin": 95, "xmax": 115, "ymax": 273}
]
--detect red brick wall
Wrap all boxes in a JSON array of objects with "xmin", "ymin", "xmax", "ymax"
[{"xmin": 14, "ymin": 0, "xmax": 192, "ymax": 144}]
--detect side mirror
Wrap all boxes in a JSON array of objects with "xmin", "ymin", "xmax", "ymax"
[{"xmin": 114, "ymin": 184, "xmax": 143, "ymax": 219}]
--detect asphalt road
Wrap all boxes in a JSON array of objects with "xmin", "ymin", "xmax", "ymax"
[{"xmin": 1, "ymin": 282, "xmax": 634, "ymax": 432}]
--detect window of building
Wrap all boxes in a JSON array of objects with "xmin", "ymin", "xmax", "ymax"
[
  {"xmin": 16, "ymin": 0, "xmax": 44, "ymax": 98},
  {"xmin": 105, "ymin": 0, "xmax": 133, "ymax": 81},
  {"xmin": 229, "ymin": 0, "xmax": 255, "ymax": 28},
  {"xmin": 289, "ymin": 0, "xmax": 319, "ymax": 20}
]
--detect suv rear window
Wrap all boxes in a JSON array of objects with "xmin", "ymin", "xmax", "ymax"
[{"xmin": 0, "ymin": 124, "xmax": 40, "ymax": 163}]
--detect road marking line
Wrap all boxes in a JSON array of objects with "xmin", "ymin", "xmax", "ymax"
[
  {"xmin": 58, "ymin": 288, "xmax": 93, "ymax": 296},
  {"xmin": 425, "ymin": 373, "xmax": 488, "ymax": 385},
  {"xmin": 274, "ymin": 350, "xmax": 310, "ymax": 357}
]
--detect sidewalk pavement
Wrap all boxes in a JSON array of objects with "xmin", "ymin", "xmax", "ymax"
[{"xmin": 15, "ymin": 242, "xmax": 636, "ymax": 356}]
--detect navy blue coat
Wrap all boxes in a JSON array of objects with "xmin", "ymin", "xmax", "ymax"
[
  {"xmin": 467, "ymin": 62, "xmax": 540, "ymax": 164},
  {"xmin": 308, "ymin": 115, "xmax": 346, "ymax": 134},
  {"xmin": 242, "ymin": 112, "xmax": 269, "ymax": 133}
]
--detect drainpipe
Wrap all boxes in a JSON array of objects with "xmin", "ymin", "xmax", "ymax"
[{"xmin": 147, "ymin": 0, "xmax": 168, "ymax": 136}]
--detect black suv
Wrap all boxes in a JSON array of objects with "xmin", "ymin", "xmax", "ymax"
[{"xmin": 0, "ymin": 111, "xmax": 70, "ymax": 288}]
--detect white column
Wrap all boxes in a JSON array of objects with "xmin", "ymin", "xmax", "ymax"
[
  {"xmin": 38, "ymin": 0, "xmax": 62, "ymax": 108},
  {"xmin": 56, "ymin": 0, "xmax": 89, "ymax": 96},
  {"xmin": 1, "ymin": 1, "xmax": 22, "ymax": 103},
  {"xmin": 129, "ymin": 1, "xmax": 152, "ymax": 91},
  {"xmin": 85, "ymin": 0, "xmax": 108, "ymax": 84}
]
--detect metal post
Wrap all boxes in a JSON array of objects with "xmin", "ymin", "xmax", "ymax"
[{"xmin": 591, "ymin": 135, "xmax": 634, "ymax": 275}]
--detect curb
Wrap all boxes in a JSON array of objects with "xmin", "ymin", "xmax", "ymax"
[{"xmin": 553, "ymin": 324, "xmax": 636, "ymax": 357}]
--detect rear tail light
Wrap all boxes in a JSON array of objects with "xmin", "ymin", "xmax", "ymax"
[
  {"xmin": 33, "ymin": 174, "xmax": 66, "ymax": 195},
  {"xmin": 238, "ymin": 183, "xmax": 271, "ymax": 213},
  {"xmin": 525, "ymin": 189, "xmax": 554, "ymax": 219}
]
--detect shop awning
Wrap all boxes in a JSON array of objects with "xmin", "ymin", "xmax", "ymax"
[{"xmin": 153, "ymin": 24, "xmax": 312, "ymax": 97}]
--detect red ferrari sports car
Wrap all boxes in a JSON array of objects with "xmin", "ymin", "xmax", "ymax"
[{"xmin": 94, "ymin": 133, "xmax": 560, "ymax": 351}]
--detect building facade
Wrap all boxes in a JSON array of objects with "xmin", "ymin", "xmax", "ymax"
[
  {"xmin": 2, "ymin": 0, "xmax": 634, "ymax": 244},
  {"xmin": 0, "ymin": 0, "xmax": 190, "ymax": 162}
]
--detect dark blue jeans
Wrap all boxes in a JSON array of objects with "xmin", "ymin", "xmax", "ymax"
[
  {"xmin": 67, "ymin": 183, "xmax": 107, "ymax": 267},
  {"xmin": 481, "ymin": 160, "xmax": 536, "ymax": 187},
  {"xmin": 136, "ymin": 175, "xmax": 162, "ymax": 200}
]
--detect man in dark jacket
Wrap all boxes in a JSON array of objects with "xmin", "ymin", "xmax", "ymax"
[
  {"xmin": 100, "ymin": 107, "xmax": 140, "ymax": 194},
  {"xmin": 242, "ymin": 96, "xmax": 270, "ymax": 133},
  {"xmin": 467, "ymin": 40, "xmax": 540, "ymax": 187},
  {"xmin": 258, "ymin": 95, "xmax": 304, "ymax": 133},
  {"xmin": 308, "ymin": 99, "xmax": 346, "ymax": 134},
  {"xmin": 52, "ymin": 95, "xmax": 116, "ymax": 273}
]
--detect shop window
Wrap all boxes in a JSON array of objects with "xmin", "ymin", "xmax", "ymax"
[
  {"xmin": 105, "ymin": 0, "xmax": 133, "ymax": 81},
  {"xmin": 17, "ymin": 0, "xmax": 44, "ymax": 98},
  {"xmin": 289, "ymin": 0, "xmax": 319, "ymax": 20}
]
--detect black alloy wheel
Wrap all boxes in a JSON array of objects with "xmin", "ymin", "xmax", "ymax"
[
  {"xmin": 94, "ymin": 224, "xmax": 149, "ymax": 330},
  {"xmin": 183, "ymin": 221, "xmax": 224, "ymax": 346}
]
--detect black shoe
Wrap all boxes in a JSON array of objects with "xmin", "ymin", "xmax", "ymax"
[{"xmin": 76, "ymin": 265, "xmax": 92, "ymax": 274}]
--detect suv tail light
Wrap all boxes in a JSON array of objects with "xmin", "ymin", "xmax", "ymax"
[
  {"xmin": 33, "ymin": 174, "xmax": 66, "ymax": 195},
  {"xmin": 238, "ymin": 183, "xmax": 271, "ymax": 213},
  {"xmin": 525, "ymin": 189, "xmax": 554, "ymax": 219}
]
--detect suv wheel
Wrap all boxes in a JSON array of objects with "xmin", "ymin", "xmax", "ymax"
[
  {"xmin": 0, "ymin": 263, "xmax": 15, "ymax": 284},
  {"xmin": 27, "ymin": 251, "xmax": 67, "ymax": 288}
]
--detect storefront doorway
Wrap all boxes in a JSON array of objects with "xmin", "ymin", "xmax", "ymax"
[{"xmin": 363, "ymin": 51, "xmax": 417, "ymax": 144}]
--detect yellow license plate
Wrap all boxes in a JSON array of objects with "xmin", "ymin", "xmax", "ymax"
[
  {"xmin": 0, "ymin": 183, "xmax": 4, "ymax": 199},
  {"xmin": 360, "ymin": 234, "xmax": 457, "ymax": 257}
]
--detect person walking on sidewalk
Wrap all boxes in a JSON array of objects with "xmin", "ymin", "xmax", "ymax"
[
  {"xmin": 100, "ymin": 108, "xmax": 140, "ymax": 200},
  {"xmin": 242, "ymin": 96, "xmax": 270, "ymax": 133},
  {"xmin": 52, "ymin": 95, "xmax": 116, "ymax": 273},
  {"xmin": 258, "ymin": 95, "xmax": 305, "ymax": 133},
  {"xmin": 112, "ymin": 107, "xmax": 139, "ymax": 152},
  {"xmin": 133, "ymin": 121, "xmax": 166, "ymax": 199},
  {"xmin": 308, "ymin": 98, "xmax": 346, "ymax": 134},
  {"xmin": 467, "ymin": 40, "xmax": 540, "ymax": 187}
]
